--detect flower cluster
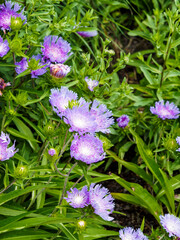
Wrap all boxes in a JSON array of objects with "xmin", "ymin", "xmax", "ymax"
[
  {"xmin": 160, "ymin": 214, "xmax": 180, "ymax": 238},
  {"xmin": 0, "ymin": 132, "xmax": 18, "ymax": 161},
  {"xmin": 85, "ymin": 77, "xmax": 99, "ymax": 91},
  {"xmin": 119, "ymin": 227, "xmax": 148, "ymax": 240},
  {"xmin": 150, "ymin": 101, "xmax": 180, "ymax": 120},
  {"xmin": 65, "ymin": 184, "xmax": 115, "ymax": 221},
  {"xmin": 0, "ymin": 1, "xmax": 26, "ymax": 31},
  {"xmin": 117, "ymin": 114, "xmax": 129, "ymax": 128}
]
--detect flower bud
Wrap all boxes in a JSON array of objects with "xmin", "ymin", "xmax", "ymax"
[
  {"xmin": 10, "ymin": 38, "xmax": 22, "ymax": 54},
  {"xmin": 44, "ymin": 123, "xmax": 55, "ymax": 136},
  {"xmin": 14, "ymin": 166, "xmax": 28, "ymax": 179},
  {"xmin": 16, "ymin": 92, "xmax": 28, "ymax": 106},
  {"xmin": 11, "ymin": 17, "xmax": 23, "ymax": 31},
  {"xmin": 50, "ymin": 64, "xmax": 71, "ymax": 79},
  {"xmin": 77, "ymin": 220, "xmax": 86, "ymax": 230},
  {"xmin": 164, "ymin": 138, "xmax": 178, "ymax": 151}
]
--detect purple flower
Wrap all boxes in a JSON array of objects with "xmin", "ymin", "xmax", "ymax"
[
  {"xmin": 41, "ymin": 35, "xmax": 72, "ymax": 63},
  {"xmin": 160, "ymin": 214, "xmax": 180, "ymax": 237},
  {"xmin": 119, "ymin": 227, "xmax": 148, "ymax": 240},
  {"xmin": 177, "ymin": 148, "xmax": 180, "ymax": 152},
  {"xmin": 65, "ymin": 186, "xmax": 89, "ymax": 208},
  {"xmin": 70, "ymin": 134, "xmax": 105, "ymax": 164},
  {"xmin": 77, "ymin": 30, "xmax": 98, "ymax": 38},
  {"xmin": 85, "ymin": 77, "xmax": 99, "ymax": 91},
  {"xmin": 176, "ymin": 137, "xmax": 180, "ymax": 145},
  {"xmin": 89, "ymin": 183, "xmax": 114, "ymax": 221},
  {"xmin": 48, "ymin": 148, "xmax": 56, "ymax": 156},
  {"xmin": 15, "ymin": 57, "xmax": 28, "ymax": 75},
  {"xmin": 0, "ymin": 36, "xmax": 9, "ymax": 57},
  {"xmin": 90, "ymin": 100, "xmax": 114, "ymax": 134},
  {"xmin": 117, "ymin": 115, "xmax": 130, "ymax": 128},
  {"xmin": 49, "ymin": 87, "xmax": 78, "ymax": 118},
  {"xmin": 50, "ymin": 63, "xmax": 71, "ymax": 79},
  {"xmin": 0, "ymin": 1, "xmax": 26, "ymax": 31},
  {"xmin": 150, "ymin": 101, "xmax": 180, "ymax": 120},
  {"xmin": 0, "ymin": 78, "xmax": 11, "ymax": 96},
  {"xmin": 0, "ymin": 132, "xmax": 18, "ymax": 161}
]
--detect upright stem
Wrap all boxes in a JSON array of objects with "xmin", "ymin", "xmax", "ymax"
[{"xmin": 0, "ymin": 179, "xmax": 16, "ymax": 194}]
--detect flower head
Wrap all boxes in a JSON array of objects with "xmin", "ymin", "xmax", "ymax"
[
  {"xmin": 85, "ymin": 77, "xmax": 99, "ymax": 91},
  {"xmin": 41, "ymin": 35, "xmax": 72, "ymax": 63},
  {"xmin": 49, "ymin": 87, "xmax": 78, "ymax": 118},
  {"xmin": 0, "ymin": 1, "xmax": 26, "ymax": 31},
  {"xmin": 65, "ymin": 186, "xmax": 89, "ymax": 208},
  {"xmin": 160, "ymin": 214, "xmax": 180, "ymax": 237},
  {"xmin": 70, "ymin": 134, "xmax": 105, "ymax": 164},
  {"xmin": 48, "ymin": 148, "xmax": 56, "ymax": 156},
  {"xmin": 89, "ymin": 183, "xmax": 114, "ymax": 221},
  {"xmin": 117, "ymin": 115, "xmax": 130, "ymax": 128},
  {"xmin": 119, "ymin": 227, "xmax": 148, "ymax": 240},
  {"xmin": 50, "ymin": 63, "xmax": 71, "ymax": 79},
  {"xmin": 0, "ymin": 36, "xmax": 9, "ymax": 57},
  {"xmin": 0, "ymin": 78, "xmax": 11, "ymax": 96},
  {"xmin": 0, "ymin": 132, "xmax": 18, "ymax": 161},
  {"xmin": 150, "ymin": 101, "xmax": 180, "ymax": 120},
  {"xmin": 77, "ymin": 30, "xmax": 98, "ymax": 38},
  {"xmin": 15, "ymin": 57, "xmax": 28, "ymax": 75},
  {"xmin": 176, "ymin": 137, "xmax": 180, "ymax": 145}
]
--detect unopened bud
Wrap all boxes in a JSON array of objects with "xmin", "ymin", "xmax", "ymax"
[
  {"xmin": 50, "ymin": 64, "xmax": 71, "ymax": 79},
  {"xmin": 77, "ymin": 220, "xmax": 86, "ymax": 230},
  {"xmin": 11, "ymin": 17, "xmax": 23, "ymax": 31},
  {"xmin": 14, "ymin": 166, "xmax": 28, "ymax": 179},
  {"xmin": 164, "ymin": 139, "xmax": 177, "ymax": 151}
]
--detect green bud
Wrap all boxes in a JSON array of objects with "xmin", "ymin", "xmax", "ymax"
[
  {"xmin": 11, "ymin": 17, "xmax": 23, "ymax": 31},
  {"xmin": 44, "ymin": 123, "xmax": 55, "ymax": 136},
  {"xmin": 14, "ymin": 166, "xmax": 28, "ymax": 179},
  {"xmin": 16, "ymin": 92, "xmax": 28, "ymax": 106},
  {"xmin": 7, "ymin": 108, "xmax": 16, "ymax": 116},
  {"xmin": 77, "ymin": 220, "xmax": 86, "ymax": 230},
  {"xmin": 164, "ymin": 138, "xmax": 177, "ymax": 151},
  {"xmin": 10, "ymin": 38, "xmax": 22, "ymax": 53}
]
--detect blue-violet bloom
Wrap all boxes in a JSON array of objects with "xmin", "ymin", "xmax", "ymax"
[
  {"xmin": 117, "ymin": 115, "xmax": 130, "ymax": 128},
  {"xmin": 0, "ymin": 132, "xmax": 18, "ymax": 161},
  {"xmin": 48, "ymin": 148, "xmax": 56, "ymax": 156},
  {"xmin": 49, "ymin": 87, "xmax": 78, "ymax": 118},
  {"xmin": 77, "ymin": 30, "xmax": 98, "ymax": 38},
  {"xmin": 0, "ymin": 1, "xmax": 26, "ymax": 31},
  {"xmin": 70, "ymin": 134, "xmax": 105, "ymax": 164},
  {"xmin": 89, "ymin": 183, "xmax": 114, "ymax": 221},
  {"xmin": 160, "ymin": 214, "xmax": 180, "ymax": 238},
  {"xmin": 50, "ymin": 63, "xmax": 71, "ymax": 79},
  {"xmin": 65, "ymin": 186, "xmax": 89, "ymax": 208},
  {"xmin": 85, "ymin": 76, "xmax": 99, "ymax": 91},
  {"xmin": 119, "ymin": 227, "xmax": 148, "ymax": 240},
  {"xmin": 41, "ymin": 35, "xmax": 72, "ymax": 63},
  {"xmin": 0, "ymin": 36, "xmax": 9, "ymax": 57},
  {"xmin": 150, "ymin": 101, "xmax": 180, "ymax": 120}
]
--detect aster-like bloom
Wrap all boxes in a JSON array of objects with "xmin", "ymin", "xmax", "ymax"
[
  {"xmin": 90, "ymin": 100, "xmax": 114, "ymax": 134},
  {"xmin": 41, "ymin": 35, "xmax": 72, "ymax": 63},
  {"xmin": 119, "ymin": 227, "xmax": 148, "ymax": 240},
  {"xmin": 117, "ymin": 115, "xmax": 130, "ymax": 128},
  {"xmin": 85, "ymin": 77, "xmax": 99, "ymax": 91},
  {"xmin": 70, "ymin": 134, "xmax": 105, "ymax": 164},
  {"xmin": 0, "ymin": 36, "xmax": 9, "ymax": 57},
  {"xmin": 150, "ymin": 101, "xmax": 180, "ymax": 120},
  {"xmin": 64, "ymin": 186, "xmax": 89, "ymax": 208},
  {"xmin": 0, "ymin": 78, "xmax": 11, "ymax": 96},
  {"xmin": 176, "ymin": 137, "xmax": 180, "ymax": 145},
  {"xmin": 15, "ymin": 57, "xmax": 28, "ymax": 75},
  {"xmin": 77, "ymin": 30, "xmax": 98, "ymax": 37},
  {"xmin": 49, "ymin": 87, "xmax": 78, "ymax": 118},
  {"xmin": 50, "ymin": 63, "xmax": 71, "ymax": 79},
  {"xmin": 160, "ymin": 214, "xmax": 180, "ymax": 237},
  {"xmin": 0, "ymin": 1, "xmax": 26, "ymax": 31},
  {"xmin": 89, "ymin": 184, "xmax": 114, "ymax": 221},
  {"xmin": 0, "ymin": 132, "xmax": 18, "ymax": 161},
  {"xmin": 48, "ymin": 148, "xmax": 56, "ymax": 156}
]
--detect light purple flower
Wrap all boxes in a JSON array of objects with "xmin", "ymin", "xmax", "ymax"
[
  {"xmin": 0, "ymin": 36, "xmax": 9, "ymax": 57},
  {"xmin": 0, "ymin": 1, "xmax": 26, "ymax": 31},
  {"xmin": 77, "ymin": 30, "xmax": 98, "ymax": 38},
  {"xmin": 15, "ymin": 57, "xmax": 28, "ymax": 75},
  {"xmin": 119, "ymin": 227, "xmax": 148, "ymax": 240},
  {"xmin": 176, "ymin": 148, "xmax": 180, "ymax": 152},
  {"xmin": 176, "ymin": 137, "xmax": 180, "ymax": 145},
  {"xmin": 70, "ymin": 134, "xmax": 105, "ymax": 164},
  {"xmin": 89, "ymin": 183, "xmax": 114, "ymax": 221},
  {"xmin": 117, "ymin": 115, "xmax": 130, "ymax": 128},
  {"xmin": 85, "ymin": 77, "xmax": 99, "ymax": 91},
  {"xmin": 160, "ymin": 214, "xmax": 180, "ymax": 237},
  {"xmin": 64, "ymin": 186, "xmax": 89, "ymax": 208},
  {"xmin": 41, "ymin": 35, "xmax": 72, "ymax": 63},
  {"xmin": 0, "ymin": 132, "xmax": 18, "ymax": 161},
  {"xmin": 48, "ymin": 148, "xmax": 56, "ymax": 156},
  {"xmin": 90, "ymin": 100, "xmax": 114, "ymax": 134},
  {"xmin": 150, "ymin": 101, "xmax": 180, "ymax": 120},
  {"xmin": 50, "ymin": 63, "xmax": 71, "ymax": 79},
  {"xmin": 49, "ymin": 87, "xmax": 78, "ymax": 118}
]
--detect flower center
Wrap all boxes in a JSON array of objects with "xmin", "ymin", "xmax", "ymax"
[{"xmin": 74, "ymin": 195, "xmax": 84, "ymax": 204}]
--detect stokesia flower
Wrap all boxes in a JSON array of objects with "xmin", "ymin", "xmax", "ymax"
[
  {"xmin": 0, "ymin": 131, "xmax": 18, "ymax": 161},
  {"xmin": 117, "ymin": 115, "xmax": 130, "ymax": 128},
  {"xmin": 41, "ymin": 35, "xmax": 72, "ymax": 63},
  {"xmin": 89, "ymin": 183, "xmax": 114, "ymax": 221},
  {"xmin": 50, "ymin": 63, "xmax": 71, "ymax": 79},
  {"xmin": 160, "ymin": 214, "xmax": 180, "ymax": 238},
  {"xmin": 0, "ymin": 1, "xmax": 26, "ymax": 31},
  {"xmin": 70, "ymin": 134, "xmax": 105, "ymax": 164},
  {"xmin": 15, "ymin": 57, "xmax": 28, "ymax": 75},
  {"xmin": 48, "ymin": 148, "xmax": 56, "ymax": 156},
  {"xmin": 119, "ymin": 227, "xmax": 148, "ymax": 240},
  {"xmin": 64, "ymin": 186, "xmax": 89, "ymax": 208},
  {"xmin": 150, "ymin": 101, "xmax": 180, "ymax": 120},
  {"xmin": 77, "ymin": 30, "xmax": 98, "ymax": 38},
  {"xmin": 0, "ymin": 36, "xmax": 9, "ymax": 57},
  {"xmin": 176, "ymin": 137, "xmax": 180, "ymax": 145},
  {"xmin": 49, "ymin": 87, "xmax": 78, "ymax": 118},
  {"xmin": 85, "ymin": 77, "xmax": 99, "ymax": 91}
]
